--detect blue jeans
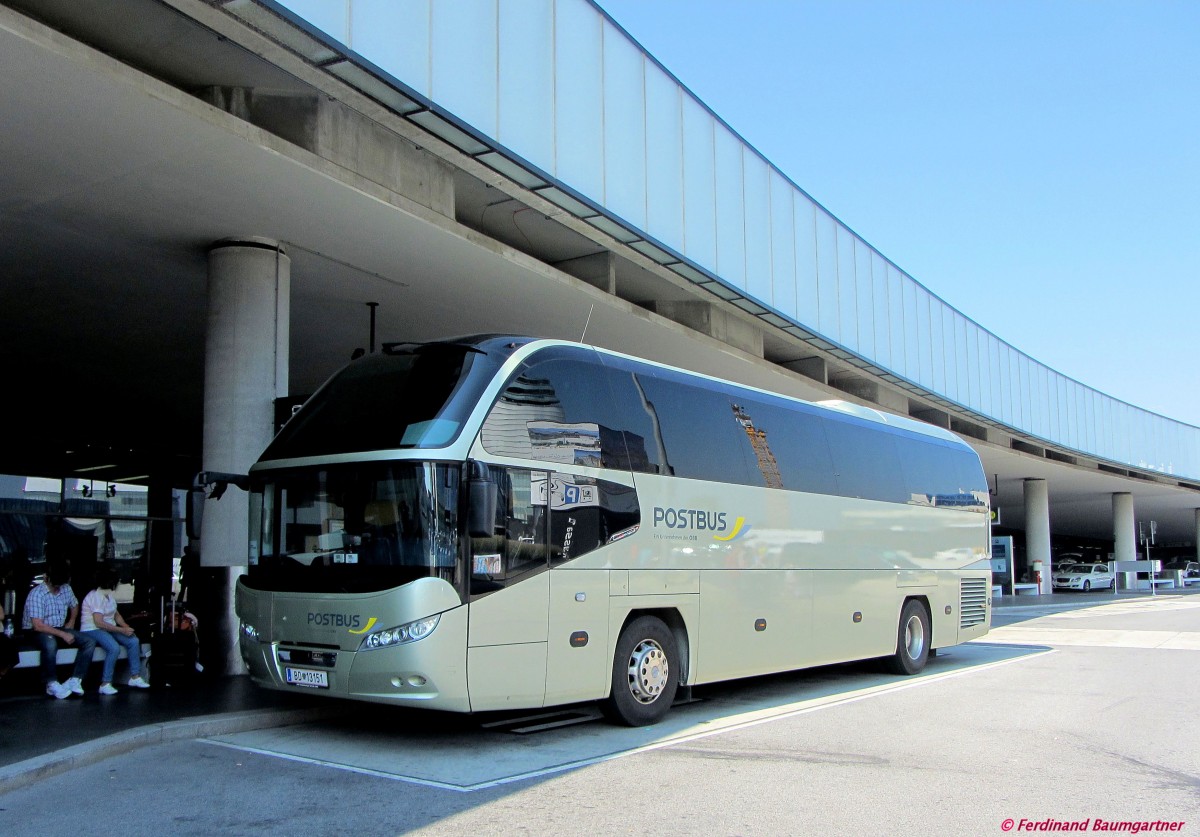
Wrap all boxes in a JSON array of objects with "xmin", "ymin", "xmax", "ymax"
[
  {"xmin": 82, "ymin": 630, "xmax": 142, "ymax": 683},
  {"xmin": 36, "ymin": 629, "xmax": 97, "ymax": 685}
]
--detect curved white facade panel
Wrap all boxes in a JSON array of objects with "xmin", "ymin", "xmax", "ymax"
[{"xmin": 277, "ymin": 0, "xmax": 1200, "ymax": 480}]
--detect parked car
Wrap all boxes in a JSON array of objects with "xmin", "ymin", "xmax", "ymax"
[
  {"xmin": 1052, "ymin": 562, "xmax": 1115, "ymax": 592},
  {"xmin": 1157, "ymin": 560, "xmax": 1200, "ymax": 580}
]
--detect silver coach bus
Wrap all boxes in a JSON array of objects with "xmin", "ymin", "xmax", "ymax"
[{"xmin": 229, "ymin": 336, "xmax": 991, "ymax": 725}]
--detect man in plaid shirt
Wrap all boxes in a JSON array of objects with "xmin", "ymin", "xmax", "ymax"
[{"xmin": 22, "ymin": 561, "xmax": 97, "ymax": 699}]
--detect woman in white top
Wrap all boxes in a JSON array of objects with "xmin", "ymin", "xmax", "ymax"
[{"xmin": 81, "ymin": 568, "xmax": 149, "ymax": 694}]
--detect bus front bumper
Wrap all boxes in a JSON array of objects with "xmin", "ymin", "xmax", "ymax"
[{"xmin": 240, "ymin": 606, "xmax": 470, "ymax": 712}]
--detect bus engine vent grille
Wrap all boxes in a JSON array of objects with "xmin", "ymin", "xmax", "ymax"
[{"xmin": 959, "ymin": 578, "xmax": 988, "ymax": 629}]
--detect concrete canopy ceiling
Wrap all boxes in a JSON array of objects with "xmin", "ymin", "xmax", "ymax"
[{"xmin": 1, "ymin": 0, "xmax": 1197, "ymax": 546}]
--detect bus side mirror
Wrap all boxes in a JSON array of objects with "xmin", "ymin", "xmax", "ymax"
[
  {"xmin": 467, "ymin": 465, "xmax": 498, "ymax": 538},
  {"xmin": 186, "ymin": 471, "xmax": 250, "ymax": 540},
  {"xmin": 186, "ymin": 486, "xmax": 206, "ymax": 541}
]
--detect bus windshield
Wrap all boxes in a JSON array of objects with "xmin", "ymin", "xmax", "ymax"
[
  {"xmin": 260, "ymin": 343, "xmax": 500, "ymax": 461},
  {"xmin": 245, "ymin": 462, "xmax": 463, "ymax": 595}
]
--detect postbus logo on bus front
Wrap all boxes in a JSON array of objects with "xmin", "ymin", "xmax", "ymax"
[
  {"xmin": 651, "ymin": 507, "xmax": 750, "ymax": 542},
  {"xmin": 307, "ymin": 612, "xmax": 379, "ymax": 634}
]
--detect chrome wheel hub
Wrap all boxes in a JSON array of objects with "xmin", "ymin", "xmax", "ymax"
[
  {"xmin": 626, "ymin": 638, "xmax": 668, "ymax": 704},
  {"xmin": 904, "ymin": 614, "xmax": 926, "ymax": 660}
]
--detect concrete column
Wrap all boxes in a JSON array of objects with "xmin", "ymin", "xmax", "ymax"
[
  {"xmin": 202, "ymin": 238, "xmax": 290, "ymax": 675},
  {"xmin": 1194, "ymin": 509, "xmax": 1200, "ymax": 562},
  {"xmin": 1112, "ymin": 494, "xmax": 1136, "ymax": 580},
  {"xmin": 1023, "ymin": 479, "xmax": 1051, "ymax": 593}
]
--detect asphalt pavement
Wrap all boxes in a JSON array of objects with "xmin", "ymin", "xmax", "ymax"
[{"xmin": 1, "ymin": 586, "xmax": 1192, "ymax": 795}]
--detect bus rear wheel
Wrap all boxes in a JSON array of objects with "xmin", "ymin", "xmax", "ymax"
[
  {"xmin": 601, "ymin": 616, "xmax": 679, "ymax": 726},
  {"xmin": 884, "ymin": 599, "xmax": 931, "ymax": 676}
]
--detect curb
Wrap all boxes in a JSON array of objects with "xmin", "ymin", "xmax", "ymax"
[{"xmin": 0, "ymin": 705, "xmax": 342, "ymax": 796}]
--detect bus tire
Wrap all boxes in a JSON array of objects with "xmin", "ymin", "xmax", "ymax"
[
  {"xmin": 884, "ymin": 599, "xmax": 930, "ymax": 676},
  {"xmin": 601, "ymin": 615, "xmax": 679, "ymax": 726}
]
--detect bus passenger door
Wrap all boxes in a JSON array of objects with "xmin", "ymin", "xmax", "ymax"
[{"xmin": 466, "ymin": 467, "xmax": 550, "ymax": 712}]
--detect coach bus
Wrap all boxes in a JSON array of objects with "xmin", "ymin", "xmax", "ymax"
[{"xmin": 228, "ymin": 335, "xmax": 991, "ymax": 725}]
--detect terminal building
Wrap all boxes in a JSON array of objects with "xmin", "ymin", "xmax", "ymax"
[{"xmin": 1, "ymin": 0, "xmax": 1198, "ymax": 673}]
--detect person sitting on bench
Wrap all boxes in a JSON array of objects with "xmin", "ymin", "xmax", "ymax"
[
  {"xmin": 22, "ymin": 560, "xmax": 96, "ymax": 699},
  {"xmin": 81, "ymin": 567, "xmax": 150, "ymax": 694}
]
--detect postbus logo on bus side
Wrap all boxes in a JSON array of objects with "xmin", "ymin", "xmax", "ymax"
[{"xmin": 652, "ymin": 507, "xmax": 750, "ymax": 542}]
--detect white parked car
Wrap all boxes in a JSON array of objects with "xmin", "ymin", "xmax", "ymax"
[{"xmin": 1052, "ymin": 563, "xmax": 1115, "ymax": 592}]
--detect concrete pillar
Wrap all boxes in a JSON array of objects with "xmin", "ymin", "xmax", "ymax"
[
  {"xmin": 1023, "ymin": 479, "xmax": 1051, "ymax": 593},
  {"xmin": 1112, "ymin": 494, "xmax": 1136, "ymax": 581},
  {"xmin": 202, "ymin": 238, "xmax": 290, "ymax": 675},
  {"xmin": 1194, "ymin": 509, "xmax": 1200, "ymax": 562}
]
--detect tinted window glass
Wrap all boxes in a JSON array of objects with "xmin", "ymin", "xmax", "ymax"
[
  {"xmin": 731, "ymin": 396, "xmax": 838, "ymax": 494},
  {"xmin": 470, "ymin": 466, "xmax": 549, "ymax": 597},
  {"xmin": 547, "ymin": 472, "xmax": 641, "ymax": 565},
  {"xmin": 822, "ymin": 420, "xmax": 909, "ymax": 503},
  {"xmin": 481, "ymin": 351, "xmax": 643, "ymax": 470},
  {"xmin": 898, "ymin": 440, "xmax": 988, "ymax": 510},
  {"xmin": 263, "ymin": 346, "xmax": 498, "ymax": 460},
  {"xmin": 629, "ymin": 368, "xmax": 758, "ymax": 485}
]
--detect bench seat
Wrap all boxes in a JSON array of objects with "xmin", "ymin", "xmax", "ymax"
[{"xmin": 14, "ymin": 640, "xmax": 149, "ymax": 670}]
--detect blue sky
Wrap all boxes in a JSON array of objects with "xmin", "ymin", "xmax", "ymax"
[{"xmin": 596, "ymin": 0, "xmax": 1200, "ymax": 426}]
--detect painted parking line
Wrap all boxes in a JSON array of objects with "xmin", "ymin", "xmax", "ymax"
[{"xmin": 204, "ymin": 642, "xmax": 1048, "ymax": 792}]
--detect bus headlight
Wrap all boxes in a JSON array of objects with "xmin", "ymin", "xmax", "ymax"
[{"xmin": 359, "ymin": 614, "xmax": 440, "ymax": 651}]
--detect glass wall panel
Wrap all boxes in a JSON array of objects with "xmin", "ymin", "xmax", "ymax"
[
  {"xmin": 1071, "ymin": 381, "xmax": 1083, "ymax": 449},
  {"xmin": 349, "ymin": 0, "xmax": 431, "ymax": 96},
  {"xmin": 855, "ymin": 240, "xmax": 875, "ymax": 360},
  {"xmin": 938, "ymin": 310, "xmax": 951, "ymax": 401},
  {"xmin": 602, "ymin": 22, "xmax": 647, "ymax": 229},
  {"xmin": 886, "ymin": 264, "xmax": 906, "ymax": 378},
  {"xmin": 955, "ymin": 314, "xmax": 970, "ymax": 408},
  {"xmin": 743, "ymin": 152, "xmax": 772, "ymax": 305},
  {"xmin": 1057, "ymin": 375, "xmax": 1069, "ymax": 444},
  {"xmin": 815, "ymin": 211, "xmax": 840, "ymax": 341},
  {"xmin": 714, "ymin": 125, "xmax": 746, "ymax": 290},
  {"xmin": 903, "ymin": 279, "xmax": 921, "ymax": 383},
  {"xmin": 963, "ymin": 321, "xmax": 977, "ymax": 411},
  {"xmin": 1039, "ymin": 366, "xmax": 1052, "ymax": 439},
  {"xmin": 554, "ymin": 0, "xmax": 604, "ymax": 199},
  {"xmin": 1086, "ymin": 387, "xmax": 1097, "ymax": 455},
  {"xmin": 873, "ymin": 250, "xmax": 892, "ymax": 371},
  {"xmin": 681, "ymin": 96, "xmax": 716, "ymax": 271},
  {"xmin": 644, "ymin": 62, "xmax": 684, "ymax": 254},
  {"xmin": 914, "ymin": 286, "xmax": 932, "ymax": 389},
  {"xmin": 1000, "ymin": 346, "xmax": 1013, "ymax": 424},
  {"xmin": 793, "ymin": 194, "xmax": 820, "ymax": 329},
  {"xmin": 837, "ymin": 227, "xmax": 859, "ymax": 351},
  {"xmin": 769, "ymin": 171, "xmax": 797, "ymax": 320},
  {"xmin": 990, "ymin": 336, "xmax": 1003, "ymax": 423},
  {"xmin": 1020, "ymin": 355, "xmax": 1032, "ymax": 433},
  {"xmin": 286, "ymin": 0, "xmax": 350, "ymax": 43},
  {"xmin": 431, "ymin": 0, "xmax": 497, "ymax": 138},
  {"xmin": 498, "ymin": 0, "xmax": 554, "ymax": 167},
  {"xmin": 929, "ymin": 300, "xmax": 946, "ymax": 394}
]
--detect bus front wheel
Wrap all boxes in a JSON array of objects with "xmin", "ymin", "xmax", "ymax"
[
  {"xmin": 884, "ymin": 599, "xmax": 931, "ymax": 676},
  {"xmin": 601, "ymin": 616, "xmax": 679, "ymax": 726}
]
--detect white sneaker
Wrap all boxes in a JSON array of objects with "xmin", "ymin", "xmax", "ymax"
[
  {"xmin": 64, "ymin": 676, "xmax": 84, "ymax": 696},
  {"xmin": 98, "ymin": 683, "xmax": 119, "ymax": 695},
  {"xmin": 46, "ymin": 681, "xmax": 70, "ymax": 700},
  {"xmin": 127, "ymin": 676, "xmax": 150, "ymax": 689}
]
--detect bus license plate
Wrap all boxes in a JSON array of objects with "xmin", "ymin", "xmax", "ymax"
[{"xmin": 285, "ymin": 667, "xmax": 329, "ymax": 689}]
